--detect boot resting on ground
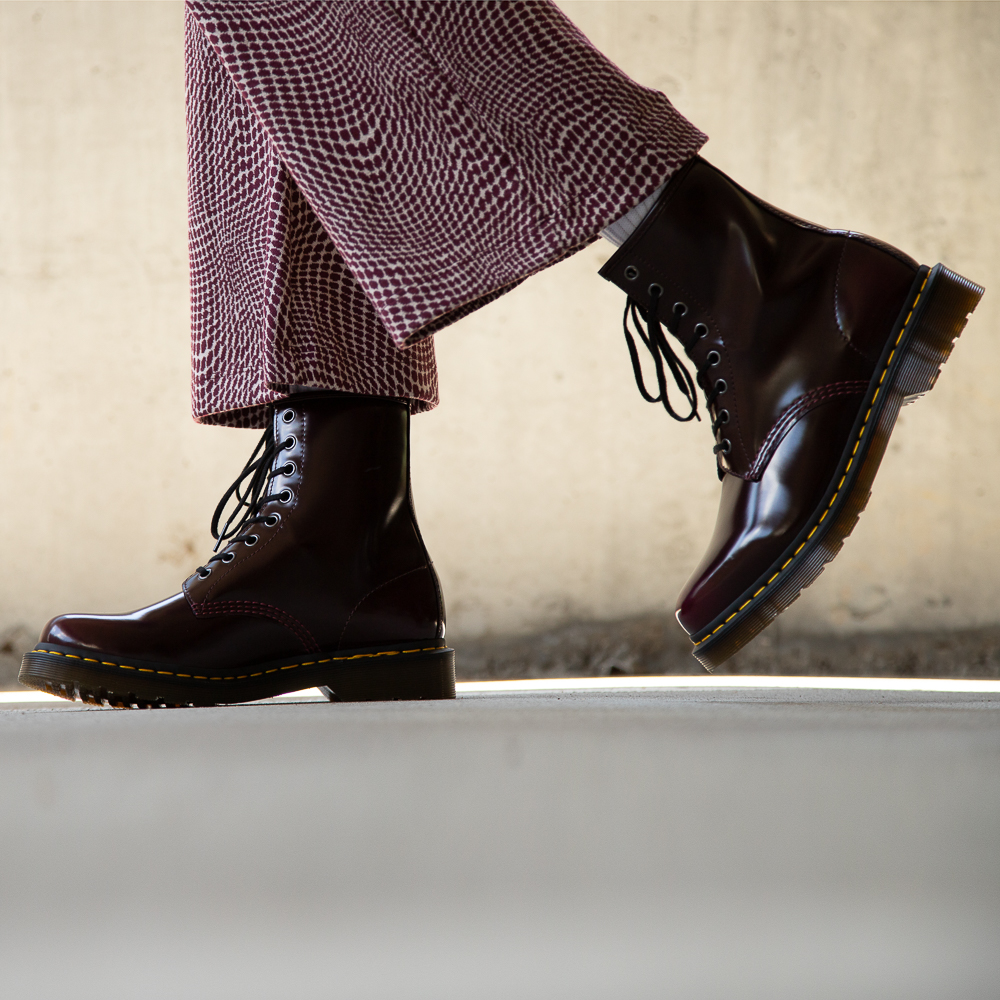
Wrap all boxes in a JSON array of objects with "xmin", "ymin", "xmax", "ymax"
[{"xmin": 19, "ymin": 395, "xmax": 454, "ymax": 707}]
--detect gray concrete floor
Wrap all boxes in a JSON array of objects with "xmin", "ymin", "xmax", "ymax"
[{"xmin": 1, "ymin": 684, "xmax": 998, "ymax": 999}]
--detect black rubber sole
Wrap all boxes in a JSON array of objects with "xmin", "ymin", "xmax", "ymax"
[
  {"xmin": 19, "ymin": 640, "xmax": 456, "ymax": 708},
  {"xmin": 689, "ymin": 262, "xmax": 984, "ymax": 670}
]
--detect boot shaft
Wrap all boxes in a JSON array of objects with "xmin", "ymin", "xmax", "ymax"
[
  {"xmin": 185, "ymin": 393, "xmax": 446, "ymax": 648},
  {"xmin": 601, "ymin": 157, "xmax": 918, "ymax": 479}
]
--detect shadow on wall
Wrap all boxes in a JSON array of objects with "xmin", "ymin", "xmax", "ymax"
[{"xmin": 456, "ymin": 616, "xmax": 1000, "ymax": 682}]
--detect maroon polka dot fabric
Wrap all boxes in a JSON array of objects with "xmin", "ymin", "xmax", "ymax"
[{"xmin": 186, "ymin": 0, "xmax": 707, "ymax": 428}]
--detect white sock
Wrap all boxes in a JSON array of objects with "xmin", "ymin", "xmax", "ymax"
[{"xmin": 600, "ymin": 181, "xmax": 667, "ymax": 247}]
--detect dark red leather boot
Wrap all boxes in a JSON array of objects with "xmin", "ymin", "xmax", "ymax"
[
  {"xmin": 20, "ymin": 394, "xmax": 454, "ymax": 706},
  {"xmin": 601, "ymin": 156, "xmax": 983, "ymax": 669}
]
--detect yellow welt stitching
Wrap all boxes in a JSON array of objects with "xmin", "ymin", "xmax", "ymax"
[
  {"xmin": 696, "ymin": 273, "xmax": 932, "ymax": 650},
  {"xmin": 38, "ymin": 642, "xmax": 446, "ymax": 681}
]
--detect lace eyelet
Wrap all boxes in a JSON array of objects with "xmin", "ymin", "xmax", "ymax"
[
  {"xmin": 283, "ymin": 435, "xmax": 297, "ymax": 451},
  {"xmin": 718, "ymin": 409, "xmax": 730, "ymax": 425},
  {"xmin": 221, "ymin": 551, "xmax": 236, "ymax": 563},
  {"xmin": 264, "ymin": 513, "xmax": 281, "ymax": 527},
  {"xmin": 648, "ymin": 282, "xmax": 663, "ymax": 297},
  {"xmin": 244, "ymin": 534, "xmax": 259, "ymax": 547},
  {"xmin": 707, "ymin": 351, "xmax": 721, "ymax": 366},
  {"xmin": 715, "ymin": 378, "xmax": 728, "ymax": 394},
  {"xmin": 695, "ymin": 323, "xmax": 709, "ymax": 338},
  {"xmin": 281, "ymin": 408, "xmax": 296, "ymax": 424},
  {"xmin": 623, "ymin": 265, "xmax": 639, "ymax": 281},
  {"xmin": 719, "ymin": 438, "xmax": 732, "ymax": 455},
  {"xmin": 197, "ymin": 567, "xmax": 212, "ymax": 579},
  {"xmin": 278, "ymin": 488, "xmax": 294, "ymax": 504},
  {"xmin": 281, "ymin": 460, "xmax": 296, "ymax": 477},
  {"xmin": 673, "ymin": 301, "xmax": 688, "ymax": 317}
]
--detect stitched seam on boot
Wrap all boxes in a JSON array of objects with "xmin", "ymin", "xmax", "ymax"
[
  {"xmin": 744, "ymin": 381, "xmax": 869, "ymax": 482},
  {"xmin": 833, "ymin": 239, "xmax": 874, "ymax": 362},
  {"xmin": 30, "ymin": 643, "xmax": 443, "ymax": 683},
  {"xmin": 190, "ymin": 599, "xmax": 319, "ymax": 653},
  {"xmin": 337, "ymin": 566, "xmax": 428, "ymax": 648},
  {"xmin": 696, "ymin": 271, "xmax": 930, "ymax": 647}
]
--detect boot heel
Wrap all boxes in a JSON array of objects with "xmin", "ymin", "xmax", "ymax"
[
  {"xmin": 318, "ymin": 646, "xmax": 456, "ymax": 702},
  {"xmin": 897, "ymin": 263, "xmax": 984, "ymax": 403}
]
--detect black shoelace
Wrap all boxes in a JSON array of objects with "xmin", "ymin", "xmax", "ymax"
[
  {"xmin": 622, "ymin": 286, "xmax": 731, "ymax": 456},
  {"xmin": 195, "ymin": 413, "xmax": 295, "ymax": 579}
]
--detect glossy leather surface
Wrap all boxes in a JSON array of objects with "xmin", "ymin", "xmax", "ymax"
[
  {"xmin": 41, "ymin": 395, "xmax": 446, "ymax": 671},
  {"xmin": 600, "ymin": 157, "xmax": 918, "ymax": 636}
]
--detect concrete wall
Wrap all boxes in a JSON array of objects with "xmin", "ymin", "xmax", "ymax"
[{"xmin": 1, "ymin": 1, "xmax": 997, "ymax": 661}]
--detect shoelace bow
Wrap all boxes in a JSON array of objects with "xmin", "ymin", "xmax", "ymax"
[
  {"xmin": 622, "ymin": 286, "xmax": 731, "ymax": 454},
  {"xmin": 195, "ymin": 412, "xmax": 295, "ymax": 578}
]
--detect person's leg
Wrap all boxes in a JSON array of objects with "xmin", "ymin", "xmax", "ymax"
[
  {"xmin": 19, "ymin": 2, "xmax": 983, "ymax": 704},
  {"xmin": 185, "ymin": 0, "xmax": 706, "ymax": 362},
  {"xmin": 22, "ymin": 0, "xmax": 709, "ymax": 705},
  {"xmin": 185, "ymin": 4, "xmax": 438, "ymax": 427},
  {"xmin": 180, "ymin": 0, "xmax": 983, "ymax": 676}
]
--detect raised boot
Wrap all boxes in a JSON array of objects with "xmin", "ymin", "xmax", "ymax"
[
  {"xmin": 601, "ymin": 156, "xmax": 983, "ymax": 669},
  {"xmin": 19, "ymin": 394, "xmax": 454, "ymax": 706}
]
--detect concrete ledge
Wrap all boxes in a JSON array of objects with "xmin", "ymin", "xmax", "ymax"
[{"xmin": 455, "ymin": 615, "xmax": 1000, "ymax": 680}]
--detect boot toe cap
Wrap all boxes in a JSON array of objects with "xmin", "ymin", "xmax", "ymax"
[{"xmin": 40, "ymin": 613, "xmax": 123, "ymax": 652}]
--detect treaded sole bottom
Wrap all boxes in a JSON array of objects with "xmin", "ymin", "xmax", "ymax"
[
  {"xmin": 19, "ymin": 643, "xmax": 456, "ymax": 708},
  {"xmin": 690, "ymin": 263, "xmax": 984, "ymax": 670}
]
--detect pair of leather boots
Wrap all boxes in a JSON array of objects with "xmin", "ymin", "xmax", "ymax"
[{"xmin": 20, "ymin": 157, "xmax": 983, "ymax": 706}]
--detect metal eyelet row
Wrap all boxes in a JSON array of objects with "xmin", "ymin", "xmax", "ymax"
[{"xmin": 622, "ymin": 275, "xmax": 734, "ymax": 462}]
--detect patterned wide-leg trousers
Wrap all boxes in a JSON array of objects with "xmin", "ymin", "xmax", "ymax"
[{"xmin": 185, "ymin": 0, "xmax": 706, "ymax": 428}]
